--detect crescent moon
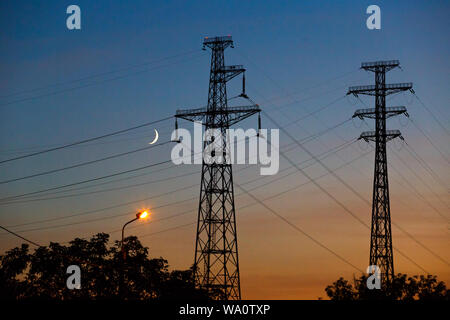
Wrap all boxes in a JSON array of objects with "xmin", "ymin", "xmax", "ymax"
[{"xmin": 148, "ymin": 129, "xmax": 159, "ymax": 145}]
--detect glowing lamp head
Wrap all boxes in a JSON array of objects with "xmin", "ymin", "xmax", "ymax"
[{"xmin": 137, "ymin": 211, "xmax": 149, "ymax": 219}]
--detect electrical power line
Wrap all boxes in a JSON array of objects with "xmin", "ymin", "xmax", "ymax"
[
  {"xmin": 109, "ymin": 148, "xmax": 371, "ymax": 240},
  {"xmin": 0, "ymin": 157, "xmax": 174, "ymax": 202},
  {"xmin": 412, "ymin": 93, "xmax": 450, "ymax": 137},
  {"xmin": 235, "ymin": 181, "xmax": 364, "ymax": 272},
  {"xmin": 390, "ymin": 147, "xmax": 449, "ymax": 213},
  {"xmin": 0, "ymin": 50, "xmax": 201, "ymax": 99},
  {"xmin": 0, "ymin": 134, "xmax": 255, "ymax": 202},
  {"xmin": 0, "ymin": 225, "xmax": 41, "ymax": 247},
  {"xmin": 2, "ymin": 63, "xmax": 442, "ymax": 276},
  {"xmin": 8, "ymin": 196, "xmax": 198, "ymax": 234},
  {"xmin": 62, "ymin": 148, "xmax": 374, "ymax": 268},
  {"xmin": 0, "ymin": 52, "xmax": 205, "ymax": 107},
  {"xmin": 409, "ymin": 118, "xmax": 449, "ymax": 165},
  {"xmin": 403, "ymin": 141, "xmax": 449, "ymax": 190},
  {"xmin": 0, "ymin": 140, "xmax": 172, "ymax": 185},
  {"xmin": 0, "ymin": 125, "xmax": 174, "ymax": 156},
  {"xmin": 0, "ymin": 96, "xmax": 355, "ymax": 203},
  {"xmin": 236, "ymin": 49, "xmax": 361, "ymax": 109},
  {"xmin": 0, "ymin": 167, "xmax": 200, "ymax": 205},
  {"xmin": 123, "ymin": 146, "xmax": 426, "ymax": 275},
  {"xmin": 363, "ymin": 121, "xmax": 447, "ymax": 220},
  {"xmin": 262, "ymin": 110, "xmax": 446, "ymax": 270},
  {"xmin": 283, "ymin": 95, "xmax": 347, "ymax": 128},
  {"xmin": 360, "ymin": 120, "xmax": 449, "ymax": 220},
  {"xmin": 3, "ymin": 136, "xmax": 357, "ymax": 232},
  {"xmin": 387, "ymin": 153, "xmax": 449, "ymax": 222},
  {"xmin": 296, "ymin": 118, "xmax": 352, "ymax": 144},
  {"xmin": 236, "ymin": 58, "xmax": 443, "ymax": 272}
]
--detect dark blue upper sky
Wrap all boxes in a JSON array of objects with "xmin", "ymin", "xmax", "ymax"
[
  {"xmin": 1, "ymin": 0, "xmax": 448, "ymax": 134},
  {"xmin": 1, "ymin": 1, "xmax": 448, "ymax": 147}
]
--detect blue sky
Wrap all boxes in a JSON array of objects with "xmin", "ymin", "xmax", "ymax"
[{"xmin": 0, "ymin": 1, "xmax": 448, "ymax": 144}]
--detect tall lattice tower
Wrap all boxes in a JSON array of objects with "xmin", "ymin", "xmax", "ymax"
[
  {"xmin": 175, "ymin": 36, "xmax": 260, "ymax": 300},
  {"xmin": 347, "ymin": 60, "xmax": 412, "ymax": 286}
]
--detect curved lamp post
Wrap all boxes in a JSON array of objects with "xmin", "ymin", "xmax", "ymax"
[{"xmin": 121, "ymin": 210, "xmax": 148, "ymax": 261}]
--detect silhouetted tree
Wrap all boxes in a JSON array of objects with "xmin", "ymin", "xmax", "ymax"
[
  {"xmin": 0, "ymin": 244, "xmax": 29, "ymax": 300},
  {"xmin": 325, "ymin": 273, "xmax": 449, "ymax": 300},
  {"xmin": 0, "ymin": 233, "xmax": 211, "ymax": 300}
]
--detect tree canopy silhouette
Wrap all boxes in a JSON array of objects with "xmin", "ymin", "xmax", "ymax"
[
  {"xmin": 325, "ymin": 273, "xmax": 449, "ymax": 300},
  {"xmin": 0, "ymin": 233, "xmax": 211, "ymax": 300}
]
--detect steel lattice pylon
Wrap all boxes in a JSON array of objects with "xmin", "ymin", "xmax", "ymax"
[
  {"xmin": 348, "ymin": 60, "xmax": 412, "ymax": 287},
  {"xmin": 174, "ymin": 36, "xmax": 260, "ymax": 300}
]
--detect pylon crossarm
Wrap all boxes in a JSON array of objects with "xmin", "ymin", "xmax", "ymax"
[
  {"xmin": 347, "ymin": 83, "xmax": 413, "ymax": 96},
  {"xmin": 175, "ymin": 107, "xmax": 207, "ymax": 122},
  {"xmin": 203, "ymin": 36, "xmax": 233, "ymax": 49},
  {"xmin": 218, "ymin": 65, "xmax": 245, "ymax": 82},
  {"xmin": 359, "ymin": 130, "xmax": 403, "ymax": 142},
  {"xmin": 226, "ymin": 106, "xmax": 260, "ymax": 126},
  {"xmin": 361, "ymin": 60, "xmax": 400, "ymax": 72},
  {"xmin": 353, "ymin": 106, "xmax": 408, "ymax": 119}
]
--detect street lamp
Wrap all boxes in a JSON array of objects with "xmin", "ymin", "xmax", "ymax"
[
  {"xmin": 119, "ymin": 210, "xmax": 148, "ymax": 298},
  {"xmin": 121, "ymin": 210, "xmax": 148, "ymax": 261}
]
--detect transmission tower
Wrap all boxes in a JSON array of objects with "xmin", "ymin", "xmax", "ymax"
[
  {"xmin": 347, "ymin": 60, "xmax": 413, "ymax": 286},
  {"xmin": 174, "ymin": 36, "xmax": 260, "ymax": 300}
]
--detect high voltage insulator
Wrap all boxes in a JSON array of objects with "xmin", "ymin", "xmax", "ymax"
[
  {"xmin": 347, "ymin": 60, "xmax": 413, "ymax": 288},
  {"xmin": 174, "ymin": 36, "xmax": 260, "ymax": 300}
]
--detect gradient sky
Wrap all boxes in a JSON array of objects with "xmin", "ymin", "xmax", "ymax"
[{"xmin": 0, "ymin": 0, "xmax": 448, "ymax": 299}]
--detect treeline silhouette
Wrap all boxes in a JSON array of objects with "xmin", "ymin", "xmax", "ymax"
[
  {"xmin": 325, "ymin": 274, "xmax": 449, "ymax": 300},
  {"xmin": 0, "ymin": 233, "xmax": 213, "ymax": 300},
  {"xmin": 2, "ymin": 233, "xmax": 448, "ymax": 301}
]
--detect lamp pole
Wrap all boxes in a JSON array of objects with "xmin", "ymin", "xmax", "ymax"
[
  {"xmin": 119, "ymin": 210, "xmax": 148, "ymax": 298},
  {"xmin": 121, "ymin": 210, "xmax": 149, "ymax": 261},
  {"xmin": 121, "ymin": 217, "xmax": 138, "ymax": 261}
]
